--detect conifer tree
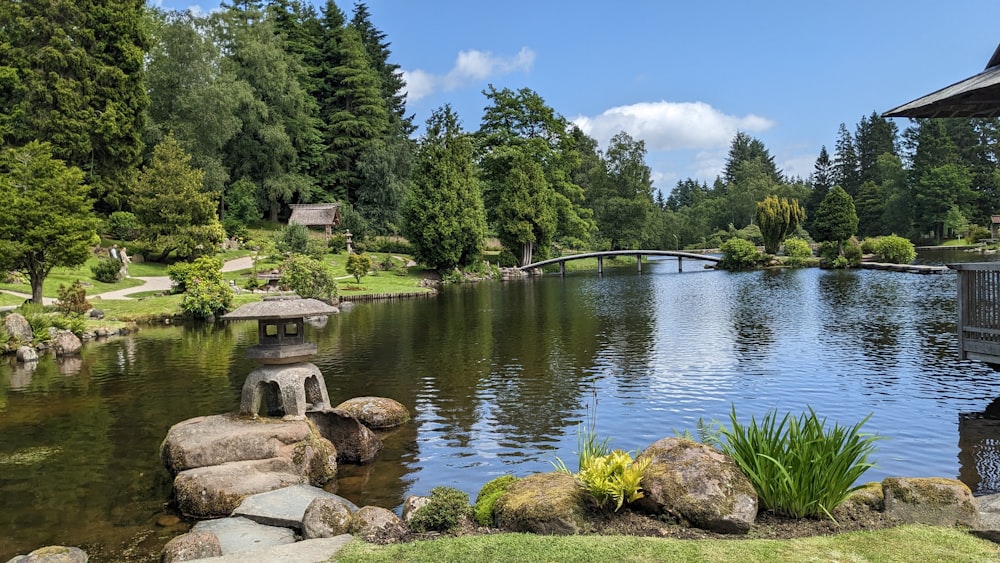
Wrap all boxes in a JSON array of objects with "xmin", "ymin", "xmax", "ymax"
[{"xmin": 351, "ymin": 3, "xmax": 415, "ymax": 135}]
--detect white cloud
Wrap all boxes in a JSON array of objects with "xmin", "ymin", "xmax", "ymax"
[
  {"xmin": 573, "ymin": 101, "xmax": 774, "ymax": 151},
  {"xmin": 402, "ymin": 48, "xmax": 535, "ymax": 101}
]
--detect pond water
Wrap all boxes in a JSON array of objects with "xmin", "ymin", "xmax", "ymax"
[{"xmin": 3, "ymin": 248, "xmax": 1000, "ymax": 559}]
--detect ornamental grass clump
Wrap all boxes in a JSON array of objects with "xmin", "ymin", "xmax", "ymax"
[{"xmin": 721, "ymin": 406, "xmax": 880, "ymax": 520}]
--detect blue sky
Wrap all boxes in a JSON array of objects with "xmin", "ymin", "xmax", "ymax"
[{"xmin": 156, "ymin": 0, "xmax": 1000, "ymax": 196}]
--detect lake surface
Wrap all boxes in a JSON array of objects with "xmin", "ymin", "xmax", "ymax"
[{"xmin": 3, "ymin": 248, "xmax": 1000, "ymax": 559}]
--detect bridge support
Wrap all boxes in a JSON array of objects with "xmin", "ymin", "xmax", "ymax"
[
  {"xmin": 597, "ymin": 256, "xmax": 603, "ymax": 276},
  {"xmin": 678, "ymin": 256, "xmax": 683, "ymax": 272},
  {"xmin": 637, "ymin": 255, "xmax": 642, "ymax": 273},
  {"xmin": 559, "ymin": 261, "xmax": 565, "ymax": 276}
]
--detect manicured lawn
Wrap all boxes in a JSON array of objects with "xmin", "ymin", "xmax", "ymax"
[
  {"xmin": 334, "ymin": 525, "xmax": 999, "ymax": 562},
  {"xmin": 0, "ymin": 256, "xmax": 146, "ymax": 298}
]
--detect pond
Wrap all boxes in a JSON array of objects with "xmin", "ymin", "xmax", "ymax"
[{"xmin": 2, "ymin": 248, "xmax": 1000, "ymax": 560}]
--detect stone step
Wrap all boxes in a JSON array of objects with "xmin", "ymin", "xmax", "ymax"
[
  {"xmin": 232, "ymin": 484, "xmax": 359, "ymax": 530},
  {"xmin": 185, "ymin": 535, "xmax": 353, "ymax": 563},
  {"xmin": 191, "ymin": 516, "xmax": 296, "ymax": 555}
]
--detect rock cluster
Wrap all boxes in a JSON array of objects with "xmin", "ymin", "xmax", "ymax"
[{"xmin": 1, "ymin": 312, "xmax": 132, "ymax": 359}]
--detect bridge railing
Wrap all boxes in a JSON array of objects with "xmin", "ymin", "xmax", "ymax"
[{"xmin": 950, "ymin": 262, "xmax": 1000, "ymax": 366}]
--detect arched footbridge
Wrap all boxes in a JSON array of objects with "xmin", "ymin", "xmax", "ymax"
[{"xmin": 521, "ymin": 250, "xmax": 721, "ymax": 275}]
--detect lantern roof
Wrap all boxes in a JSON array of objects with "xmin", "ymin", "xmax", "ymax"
[{"xmin": 221, "ymin": 296, "xmax": 338, "ymax": 321}]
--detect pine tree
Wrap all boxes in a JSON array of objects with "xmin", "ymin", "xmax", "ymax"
[
  {"xmin": 833, "ymin": 123, "xmax": 860, "ymax": 197},
  {"xmin": 351, "ymin": 3, "xmax": 414, "ymax": 135},
  {"xmin": 723, "ymin": 131, "xmax": 782, "ymax": 185},
  {"xmin": 854, "ymin": 111, "xmax": 898, "ymax": 186},
  {"xmin": 807, "ymin": 145, "xmax": 833, "ymax": 231},
  {"xmin": 0, "ymin": 0, "xmax": 149, "ymax": 212},
  {"xmin": 813, "ymin": 186, "xmax": 858, "ymax": 252}
]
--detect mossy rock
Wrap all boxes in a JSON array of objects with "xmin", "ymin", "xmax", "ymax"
[
  {"xmin": 882, "ymin": 477, "xmax": 980, "ymax": 528},
  {"xmin": 335, "ymin": 397, "xmax": 410, "ymax": 429},
  {"xmin": 493, "ymin": 472, "xmax": 590, "ymax": 535},
  {"xmin": 635, "ymin": 437, "xmax": 757, "ymax": 534}
]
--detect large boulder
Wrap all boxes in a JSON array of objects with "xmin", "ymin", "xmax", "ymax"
[
  {"xmin": 306, "ymin": 410, "xmax": 383, "ymax": 463},
  {"xmin": 352, "ymin": 505, "xmax": 408, "ymax": 544},
  {"xmin": 493, "ymin": 472, "xmax": 590, "ymax": 535},
  {"xmin": 882, "ymin": 477, "xmax": 981, "ymax": 528},
  {"xmin": 303, "ymin": 496, "xmax": 355, "ymax": 539},
  {"xmin": 335, "ymin": 397, "xmax": 410, "ymax": 429},
  {"xmin": 7, "ymin": 545, "xmax": 89, "ymax": 563},
  {"xmin": 173, "ymin": 458, "xmax": 308, "ymax": 518},
  {"xmin": 51, "ymin": 331, "xmax": 82, "ymax": 356},
  {"xmin": 160, "ymin": 530, "xmax": 223, "ymax": 562},
  {"xmin": 635, "ymin": 437, "xmax": 757, "ymax": 534},
  {"xmin": 160, "ymin": 414, "xmax": 337, "ymax": 478},
  {"xmin": 4, "ymin": 313, "xmax": 33, "ymax": 344}
]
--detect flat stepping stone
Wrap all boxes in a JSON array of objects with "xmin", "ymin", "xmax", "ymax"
[
  {"xmin": 232, "ymin": 484, "xmax": 359, "ymax": 529},
  {"xmin": 192, "ymin": 516, "xmax": 295, "ymax": 555},
  {"xmin": 185, "ymin": 535, "xmax": 352, "ymax": 563}
]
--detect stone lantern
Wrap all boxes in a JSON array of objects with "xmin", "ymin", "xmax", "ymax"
[
  {"xmin": 221, "ymin": 296, "xmax": 338, "ymax": 419},
  {"xmin": 344, "ymin": 229, "xmax": 353, "ymax": 254}
]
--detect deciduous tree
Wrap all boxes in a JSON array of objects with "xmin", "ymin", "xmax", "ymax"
[{"xmin": 755, "ymin": 195, "xmax": 805, "ymax": 255}]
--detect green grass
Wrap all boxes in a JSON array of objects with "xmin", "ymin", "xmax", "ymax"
[
  {"xmin": 0, "ymin": 256, "xmax": 146, "ymax": 298},
  {"xmin": 334, "ymin": 525, "xmax": 1000, "ymax": 562},
  {"xmin": 0, "ymin": 292, "xmax": 25, "ymax": 307}
]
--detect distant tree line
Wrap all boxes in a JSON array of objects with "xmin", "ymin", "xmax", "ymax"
[{"xmin": 3, "ymin": 0, "xmax": 999, "ymax": 285}]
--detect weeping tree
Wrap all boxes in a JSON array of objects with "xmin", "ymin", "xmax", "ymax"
[{"xmin": 755, "ymin": 195, "xmax": 805, "ymax": 254}]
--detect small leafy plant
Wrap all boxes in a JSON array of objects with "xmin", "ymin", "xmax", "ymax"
[
  {"xmin": 721, "ymin": 406, "xmax": 881, "ymax": 520},
  {"xmin": 872, "ymin": 234, "xmax": 915, "ymax": 264},
  {"xmin": 91, "ymin": 258, "xmax": 122, "ymax": 283},
  {"xmin": 576, "ymin": 449, "xmax": 651, "ymax": 511},
  {"xmin": 409, "ymin": 486, "xmax": 471, "ymax": 532},
  {"xmin": 718, "ymin": 238, "xmax": 763, "ymax": 270},
  {"xmin": 55, "ymin": 280, "xmax": 90, "ymax": 315}
]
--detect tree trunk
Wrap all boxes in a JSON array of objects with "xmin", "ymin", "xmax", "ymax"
[
  {"xmin": 270, "ymin": 201, "xmax": 279, "ymax": 223},
  {"xmin": 30, "ymin": 274, "xmax": 44, "ymax": 305}
]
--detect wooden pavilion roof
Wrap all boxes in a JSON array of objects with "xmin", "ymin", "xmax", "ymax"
[
  {"xmin": 883, "ymin": 42, "xmax": 1000, "ymax": 118},
  {"xmin": 288, "ymin": 203, "xmax": 341, "ymax": 227}
]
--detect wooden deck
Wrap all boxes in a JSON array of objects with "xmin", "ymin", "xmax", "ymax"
[{"xmin": 950, "ymin": 262, "xmax": 1000, "ymax": 366}]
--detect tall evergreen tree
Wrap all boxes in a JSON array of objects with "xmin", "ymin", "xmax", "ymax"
[
  {"xmin": 807, "ymin": 145, "xmax": 833, "ymax": 230},
  {"xmin": 813, "ymin": 186, "xmax": 858, "ymax": 253},
  {"xmin": 722, "ymin": 131, "xmax": 782, "ymax": 185},
  {"xmin": 320, "ymin": 25, "xmax": 389, "ymax": 204},
  {"xmin": 402, "ymin": 105, "xmax": 485, "ymax": 270},
  {"xmin": 215, "ymin": 2, "xmax": 322, "ymax": 221},
  {"xmin": 0, "ymin": 0, "xmax": 149, "ymax": 211},
  {"xmin": 854, "ymin": 111, "xmax": 898, "ymax": 187},
  {"xmin": 351, "ymin": 3, "xmax": 414, "ymax": 135},
  {"xmin": 833, "ymin": 123, "xmax": 860, "ymax": 197}
]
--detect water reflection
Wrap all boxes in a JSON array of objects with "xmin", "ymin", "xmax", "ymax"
[{"xmin": 4, "ymin": 252, "xmax": 1000, "ymax": 559}]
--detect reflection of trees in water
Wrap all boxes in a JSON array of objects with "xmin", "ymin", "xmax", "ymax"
[{"xmin": 729, "ymin": 271, "xmax": 778, "ymax": 364}]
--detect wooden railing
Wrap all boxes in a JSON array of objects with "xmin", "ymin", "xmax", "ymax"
[{"xmin": 950, "ymin": 262, "xmax": 1000, "ymax": 367}]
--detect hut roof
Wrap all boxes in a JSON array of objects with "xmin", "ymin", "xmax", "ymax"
[
  {"xmin": 883, "ymin": 42, "xmax": 1000, "ymax": 118},
  {"xmin": 221, "ymin": 297, "xmax": 338, "ymax": 320},
  {"xmin": 288, "ymin": 203, "xmax": 341, "ymax": 227}
]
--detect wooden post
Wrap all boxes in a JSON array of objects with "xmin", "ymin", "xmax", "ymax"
[
  {"xmin": 678, "ymin": 256, "xmax": 683, "ymax": 272},
  {"xmin": 560, "ymin": 261, "xmax": 565, "ymax": 276},
  {"xmin": 597, "ymin": 256, "xmax": 603, "ymax": 276}
]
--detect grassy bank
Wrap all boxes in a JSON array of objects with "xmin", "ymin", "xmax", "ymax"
[{"xmin": 335, "ymin": 525, "xmax": 999, "ymax": 562}]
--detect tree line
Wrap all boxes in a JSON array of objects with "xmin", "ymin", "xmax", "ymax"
[{"xmin": 3, "ymin": 0, "xmax": 1000, "ymax": 295}]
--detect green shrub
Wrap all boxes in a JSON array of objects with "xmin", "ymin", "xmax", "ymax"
[
  {"xmin": 369, "ymin": 236, "xmax": 414, "ymax": 255},
  {"xmin": 346, "ymin": 253, "xmax": 374, "ymax": 284},
  {"xmin": 859, "ymin": 237, "xmax": 879, "ymax": 255},
  {"xmin": 167, "ymin": 256, "xmax": 224, "ymax": 294},
  {"xmin": 966, "ymin": 224, "xmax": 991, "ymax": 245},
  {"xmin": 408, "ymin": 486, "xmax": 471, "ymax": 532},
  {"xmin": 55, "ymin": 280, "xmax": 90, "ymax": 315},
  {"xmin": 181, "ymin": 278, "xmax": 233, "ymax": 319},
  {"xmin": 733, "ymin": 223, "xmax": 764, "ymax": 246},
  {"xmin": 222, "ymin": 217, "xmax": 249, "ymax": 241},
  {"xmin": 91, "ymin": 258, "xmax": 122, "ymax": 283},
  {"xmin": 496, "ymin": 248, "xmax": 519, "ymax": 268},
  {"xmin": 328, "ymin": 234, "xmax": 347, "ymax": 253},
  {"xmin": 782, "ymin": 237, "xmax": 813, "ymax": 259},
  {"xmin": 473, "ymin": 476, "xmax": 520, "ymax": 526},
  {"xmin": 721, "ymin": 406, "xmax": 880, "ymax": 520},
  {"xmin": 718, "ymin": 238, "xmax": 762, "ymax": 270},
  {"xmin": 19, "ymin": 303, "xmax": 52, "ymax": 343},
  {"xmin": 275, "ymin": 223, "xmax": 311, "ymax": 255},
  {"xmin": 576, "ymin": 450, "xmax": 651, "ymax": 511},
  {"xmin": 872, "ymin": 234, "xmax": 915, "ymax": 264},
  {"xmin": 843, "ymin": 239, "xmax": 862, "ymax": 267},
  {"xmin": 280, "ymin": 254, "xmax": 337, "ymax": 302},
  {"xmin": 106, "ymin": 211, "xmax": 140, "ymax": 241}
]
